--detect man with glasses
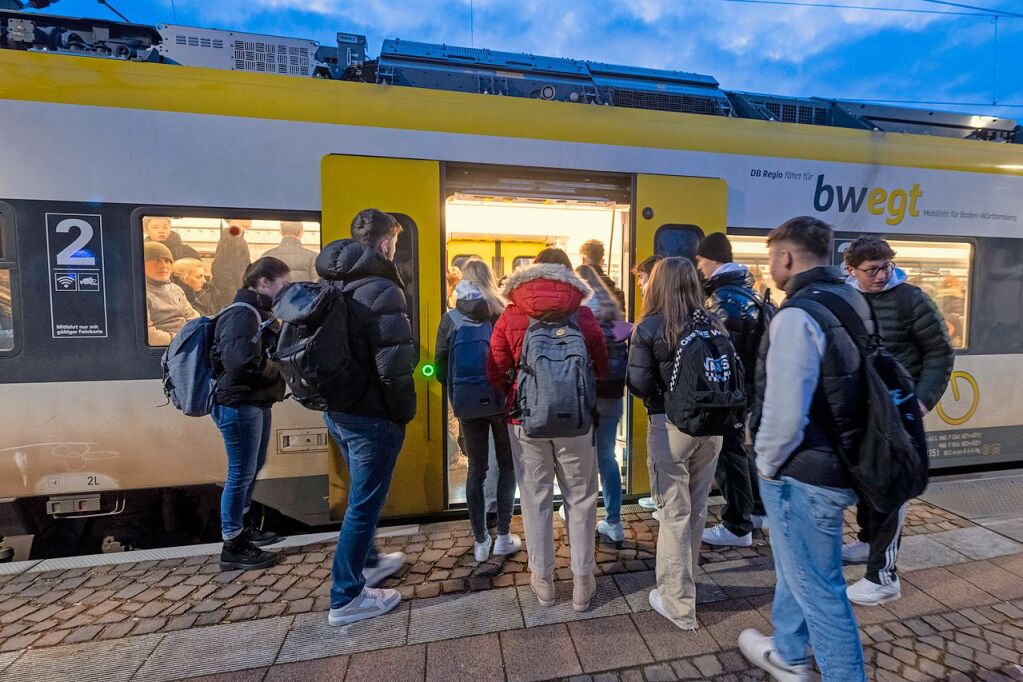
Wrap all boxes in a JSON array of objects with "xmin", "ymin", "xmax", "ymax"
[{"xmin": 842, "ymin": 237, "xmax": 953, "ymax": 606}]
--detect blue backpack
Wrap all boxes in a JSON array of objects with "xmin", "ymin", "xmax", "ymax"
[{"xmin": 447, "ymin": 309, "xmax": 504, "ymax": 419}]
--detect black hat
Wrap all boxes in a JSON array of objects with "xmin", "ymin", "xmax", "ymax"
[{"xmin": 696, "ymin": 232, "xmax": 733, "ymax": 263}]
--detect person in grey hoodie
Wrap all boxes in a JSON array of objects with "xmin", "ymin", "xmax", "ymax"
[
  {"xmin": 841, "ymin": 237, "xmax": 953, "ymax": 607},
  {"xmin": 739, "ymin": 217, "xmax": 870, "ymax": 682}
]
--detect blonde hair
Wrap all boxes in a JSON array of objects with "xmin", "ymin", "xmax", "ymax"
[
  {"xmin": 459, "ymin": 258, "xmax": 505, "ymax": 316},
  {"xmin": 172, "ymin": 258, "xmax": 205, "ymax": 280},
  {"xmin": 641, "ymin": 257, "xmax": 720, "ymax": 346}
]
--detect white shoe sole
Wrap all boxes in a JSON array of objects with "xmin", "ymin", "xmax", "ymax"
[
  {"xmin": 702, "ymin": 535, "xmax": 752, "ymax": 548},
  {"xmin": 328, "ymin": 598, "xmax": 400, "ymax": 626},
  {"xmin": 847, "ymin": 589, "xmax": 901, "ymax": 607}
]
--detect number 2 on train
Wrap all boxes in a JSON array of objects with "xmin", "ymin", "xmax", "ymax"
[{"xmin": 55, "ymin": 218, "xmax": 96, "ymax": 267}]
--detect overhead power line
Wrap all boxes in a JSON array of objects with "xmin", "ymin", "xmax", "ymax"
[
  {"xmin": 919, "ymin": 0, "xmax": 1023, "ymax": 19},
  {"xmin": 716, "ymin": 0, "xmax": 987, "ymax": 16}
]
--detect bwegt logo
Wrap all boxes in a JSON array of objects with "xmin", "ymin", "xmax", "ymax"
[{"xmin": 813, "ymin": 174, "xmax": 923, "ymax": 226}]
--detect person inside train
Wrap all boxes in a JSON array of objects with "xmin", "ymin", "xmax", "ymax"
[
  {"xmin": 841, "ymin": 237, "xmax": 953, "ymax": 607},
  {"xmin": 209, "ymin": 219, "xmax": 253, "ymax": 311},
  {"xmin": 694, "ymin": 233, "xmax": 769, "ymax": 548},
  {"xmin": 145, "ymin": 241, "xmax": 199, "ymax": 346},
  {"xmin": 434, "ymin": 257, "xmax": 521, "ymax": 563},
  {"xmin": 211, "ymin": 256, "xmax": 291, "ymax": 572},
  {"xmin": 171, "ymin": 258, "xmax": 215, "ymax": 317},
  {"xmin": 568, "ymin": 263, "xmax": 630, "ymax": 544},
  {"xmin": 579, "ymin": 239, "xmax": 625, "ymax": 307},
  {"xmin": 488, "ymin": 247, "xmax": 608, "ymax": 611},
  {"xmin": 317, "ymin": 209, "xmax": 416, "ymax": 627},
  {"xmin": 0, "ymin": 274, "xmax": 12, "ymax": 351},
  {"xmin": 143, "ymin": 216, "xmax": 200, "ymax": 261},
  {"xmin": 626, "ymin": 257, "xmax": 723, "ymax": 630},
  {"xmin": 262, "ymin": 221, "xmax": 318, "ymax": 282},
  {"xmin": 740, "ymin": 217, "xmax": 868, "ymax": 681}
]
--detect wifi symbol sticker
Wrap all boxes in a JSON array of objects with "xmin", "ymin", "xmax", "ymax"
[{"xmin": 54, "ymin": 272, "xmax": 78, "ymax": 292}]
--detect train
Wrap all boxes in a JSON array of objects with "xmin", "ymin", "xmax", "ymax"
[{"xmin": 0, "ymin": 7, "xmax": 1021, "ymax": 558}]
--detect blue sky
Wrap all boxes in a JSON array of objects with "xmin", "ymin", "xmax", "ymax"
[{"xmin": 31, "ymin": 0, "xmax": 1023, "ymax": 120}]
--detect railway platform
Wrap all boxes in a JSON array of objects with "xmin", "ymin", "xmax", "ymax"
[{"xmin": 2, "ymin": 474, "xmax": 1023, "ymax": 681}]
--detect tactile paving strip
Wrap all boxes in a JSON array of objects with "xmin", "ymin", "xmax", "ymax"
[{"xmin": 921, "ymin": 475, "xmax": 1023, "ymax": 520}]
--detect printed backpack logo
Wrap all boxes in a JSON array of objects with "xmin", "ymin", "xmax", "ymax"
[
  {"xmin": 447, "ymin": 309, "xmax": 503, "ymax": 419},
  {"xmin": 664, "ymin": 311, "xmax": 747, "ymax": 437},
  {"xmin": 514, "ymin": 312, "xmax": 596, "ymax": 439}
]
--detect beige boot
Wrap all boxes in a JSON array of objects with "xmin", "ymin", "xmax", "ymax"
[
  {"xmin": 530, "ymin": 573, "xmax": 555, "ymax": 607},
  {"xmin": 572, "ymin": 573, "xmax": 596, "ymax": 612}
]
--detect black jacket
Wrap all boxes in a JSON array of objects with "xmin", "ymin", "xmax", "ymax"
[
  {"xmin": 211, "ymin": 289, "xmax": 286, "ymax": 408},
  {"xmin": 263, "ymin": 237, "xmax": 319, "ymax": 282},
  {"xmin": 316, "ymin": 239, "xmax": 417, "ymax": 425},
  {"xmin": 146, "ymin": 232, "xmax": 199, "ymax": 261},
  {"xmin": 705, "ymin": 266, "xmax": 763, "ymax": 394},
  {"xmin": 590, "ymin": 264, "xmax": 626, "ymax": 309},
  {"xmin": 209, "ymin": 232, "xmax": 252, "ymax": 312},
  {"xmin": 626, "ymin": 312, "xmax": 675, "ymax": 415},
  {"xmin": 434, "ymin": 294, "xmax": 496, "ymax": 386}
]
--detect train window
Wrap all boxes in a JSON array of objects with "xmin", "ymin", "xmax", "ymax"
[
  {"xmin": 654, "ymin": 225, "xmax": 704, "ymax": 261},
  {"xmin": 884, "ymin": 240, "xmax": 972, "ymax": 349},
  {"xmin": 729, "ymin": 235, "xmax": 782, "ymax": 304},
  {"xmin": 451, "ymin": 254, "xmax": 477, "ymax": 270},
  {"xmin": 141, "ymin": 215, "xmax": 322, "ymax": 347},
  {"xmin": 0, "ymin": 270, "xmax": 13, "ymax": 352},
  {"xmin": 391, "ymin": 213, "xmax": 419, "ymax": 336},
  {"xmin": 511, "ymin": 256, "xmax": 534, "ymax": 272}
]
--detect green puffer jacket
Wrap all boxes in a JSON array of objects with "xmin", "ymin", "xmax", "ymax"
[{"xmin": 849, "ymin": 268, "xmax": 954, "ymax": 410}]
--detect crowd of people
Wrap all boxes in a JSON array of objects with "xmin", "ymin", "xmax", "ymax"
[{"xmin": 199, "ymin": 209, "xmax": 953, "ymax": 681}]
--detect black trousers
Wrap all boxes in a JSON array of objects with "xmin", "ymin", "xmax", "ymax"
[
  {"xmin": 856, "ymin": 501, "xmax": 907, "ymax": 586},
  {"xmin": 716, "ymin": 429, "xmax": 765, "ymax": 537},
  {"xmin": 461, "ymin": 414, "xmax": 517, "ymax": 543}
]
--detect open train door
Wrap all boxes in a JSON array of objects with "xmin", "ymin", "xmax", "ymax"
[
  {"xmin": 628, "ymin": 174, "xmax": 728, "ymax": 497},
  {"xmin": 321, "ymin": 154, "xmax": 444, "ymax": 520}
]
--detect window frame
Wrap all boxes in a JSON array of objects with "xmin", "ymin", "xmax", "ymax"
[
  {"xmin": 132, "ymin": 206, "xmax": 322, "ymax": 353},
  {"xmin": 653, "ymin": 224, "xmax": 705, "ymax": 261},
  {"xmin": 0, "ymin": 201, "xmax": 20, "ymax": 357}
]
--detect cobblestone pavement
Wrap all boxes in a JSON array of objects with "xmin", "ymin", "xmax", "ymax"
[{"xmin": 0, "ymin": 498, "xmax": 1018, "ymax": 681}]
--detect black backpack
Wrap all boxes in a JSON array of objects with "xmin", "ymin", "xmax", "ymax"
[
  {"xmin": 271, "ymin": 280, "xmax": 362, "ymax": 411},
  {"xmin": 664, "ymin": 310, "xmax": 747, "ymax": 437},
  {"xmin": 788, "ymin": 288, "xmax": 929, "ymax": 514}
]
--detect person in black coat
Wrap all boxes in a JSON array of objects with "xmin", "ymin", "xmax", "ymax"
[
  {"xmin": 694, "ymin": 232, "xmax": 769, "ymax": 548},
  {"xmin": 318, "ymin": 209, "xmax": 416, "ymax": 628},
  {"xmin": 210, "ymin": 257, "xmax": 290, "ymax": 571}
]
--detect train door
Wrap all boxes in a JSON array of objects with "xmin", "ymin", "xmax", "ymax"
[
  {"xmin": 321, "ymin": 154, "xmax": 444, "ymax": 519},
  {"xmin": 628, "ymin": 174, "xmax": 727, "ymax": 496}
]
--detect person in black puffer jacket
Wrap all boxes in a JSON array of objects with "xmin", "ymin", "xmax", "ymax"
[
  {"xmin": 318, "ymin": 209, "xmax": 416, "ymax": 629},
  {"xmin": 210, "ymin": 257, "xmax": 290, "ymax": 572},
  {"xmin": 694, "ymin": 232, "xmax": 769, "ymax": 548},
  {"xmin": 841, "ymin": 237, "xmax": 954, "ymax": 608}
]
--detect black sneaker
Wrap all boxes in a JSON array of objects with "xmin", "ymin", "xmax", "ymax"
[
  {"xmin": 242, "ymin": 525, "xmax": 281, "ymax": 547},
  {"xmin": 220, "ymin": 537, "xmax": 278, "ymax": 571}
]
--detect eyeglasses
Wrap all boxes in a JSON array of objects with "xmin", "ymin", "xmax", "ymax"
[{"xmin": 854, "ymin": 262, "xmax": 895, "ymax": 278}]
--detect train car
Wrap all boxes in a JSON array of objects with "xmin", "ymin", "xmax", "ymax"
[{"xmin": 0, "ymin": 9, "xmax": 1021, "ymax": 557}]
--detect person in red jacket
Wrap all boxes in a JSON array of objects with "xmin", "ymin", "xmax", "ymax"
[{"xmin": 488, "ymin": 248, "xmax": 609, "ymax": 612}]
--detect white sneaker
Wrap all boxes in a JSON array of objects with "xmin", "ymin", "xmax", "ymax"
[
  {"xmin": 558, "ymin": 505, "xmax": 567, "ymax": 522},
  {"xmin": 648, "ymin": 588, "xmax": 697, "ymax": 630},
  {"xmin": 328, "ymin": 586, "xmax": 401, "ymax": 626},
  {"xmin": 841, "ymin": 540, "xmax": 869, "ymax": 563},
  {"xmin": 752, "ymin": 515, "xmax": 768, "ymax": 530},
  {"xmin": 638, "ymin": 497, "xmax": 657, "ymax": 510},
  {"xmin": 493, "ymin": 533, "xmax": 521, "ymax": 556},
  {"xmin": 652, "ymin": 510, "xmax": 660, "ymax": 522},
  {"xmin": 847, "ymin": 577, "xmax": 901, "ymax": 606},
  {"xmin": 474, "ymin": 535, "xmax": 493, "ymax": 562},
  {"xmin": 363, "ymin": 551, "xmax": 405, "ymax": 587},
  {"xmin": 738, "ymin": 629, "xmax": 809, "ymax": 682},
  {"xmin": 702, "ymin": 523, "xmax": 753, "ymax": 547},
  {"xmin": 597, "ymin": 520, "xmax": 625, "ymax": 543}
]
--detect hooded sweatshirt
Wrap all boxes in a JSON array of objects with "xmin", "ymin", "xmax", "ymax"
[
  {"xmin": 146, "ymin": 277, "xmax": 199, "ymax": 345},
  {"xmin": 486, "ymin": 263, "xmax": 609, "ymax": 422},
  {"xmin": 845, "ymin": 267, "xmax": 953, "ymax": 410},
  {"xmin": 434, "ymin": 280, "xmax": 499, "ymax": 386}
]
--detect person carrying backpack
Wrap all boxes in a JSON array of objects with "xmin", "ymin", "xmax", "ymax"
[
  {"xmin": 626, "ymin": 257, "xmax": 729, "ymax": 631},
  {"xmin": 487, "ymin": 249, "xmax": 608, "ymax": 612},
  {"xmin": 841, "ymin": 237, "xmax": 953, "ymax": 607},
  {"xmin": 739, "ymin": 217, "xmax": 869, "ymax": 682},
  {"xmin": 210, "ymin": 257, "xmax": 290, "ymax": 571},
  {"xmin": 434, "ymin": 258, "xmax": 521, "ymax": 563},
  {"xmin": 574, "ymin": 264, "xmax": 631, "ymax": 543},
  {"xmin": 316, "ymin": 209, "xmax": 417, "ymax": 627},
  {"xmin": 695, "ymin": 233, "xmax": 771, "ymax": 547}
]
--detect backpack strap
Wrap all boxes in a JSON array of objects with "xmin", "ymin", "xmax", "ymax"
[
  {"xmin": 448, "ymin": 308, "xmax": 467, "ymax": 328},
  {"xmin": 218, "ymin": 302, "xmax": 271, "ymax": 344},
  {"xmin": 785, "ymin": 288, "xmax": 875, "ymax": 353}
]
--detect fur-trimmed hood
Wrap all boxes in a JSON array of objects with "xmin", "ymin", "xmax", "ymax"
[{"xmin": 501, "ymin": 263, "xmax": 592, "ymax": 318}]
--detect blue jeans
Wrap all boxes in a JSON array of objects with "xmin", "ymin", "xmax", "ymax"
[
  {"xmin": 595, "ymin": 398, "xmax": 623, "ymax": 525},
  {"xmin": 325, "ymin": 412, "xmax": 405, "ymax": 608},
  {"xmin": 760, "ymin": 476, "xmax": 866, "ymax": 681},
  {"xmin": 212, "ymin": 405, "xmax": 272, "ymax": 541}
]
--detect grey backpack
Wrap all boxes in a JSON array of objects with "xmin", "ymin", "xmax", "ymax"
[{"xmin": 514, "ymin": 312, "xmax": 596, "ymax": 438}]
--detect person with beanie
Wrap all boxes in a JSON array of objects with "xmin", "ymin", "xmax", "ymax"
[
  {"xmin": 695, "ymin": 232, "xmax": 769, "ymax": 547},
  {"xmin": 145, "ymin": 241, "xmax": 198, "ymax": 345}
]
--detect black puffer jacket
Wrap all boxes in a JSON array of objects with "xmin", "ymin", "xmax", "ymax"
[
  {"xmin": 705, "ymin": 265, "xmax": 763, "ymax": 393},
  {"xmin": 316, "ymin": 239, "xmax": 417, "ymax": 425},
  {"xmin": 849, "ymin": 269, "xmax": 953, "ymax": 410},
  {"xmin": 211, "ymin": 288, "xmax": 286, "ymax": 407},
  {"xmin": 626, "ymin": 312, "xmax": 674, "ymax": 415}
]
